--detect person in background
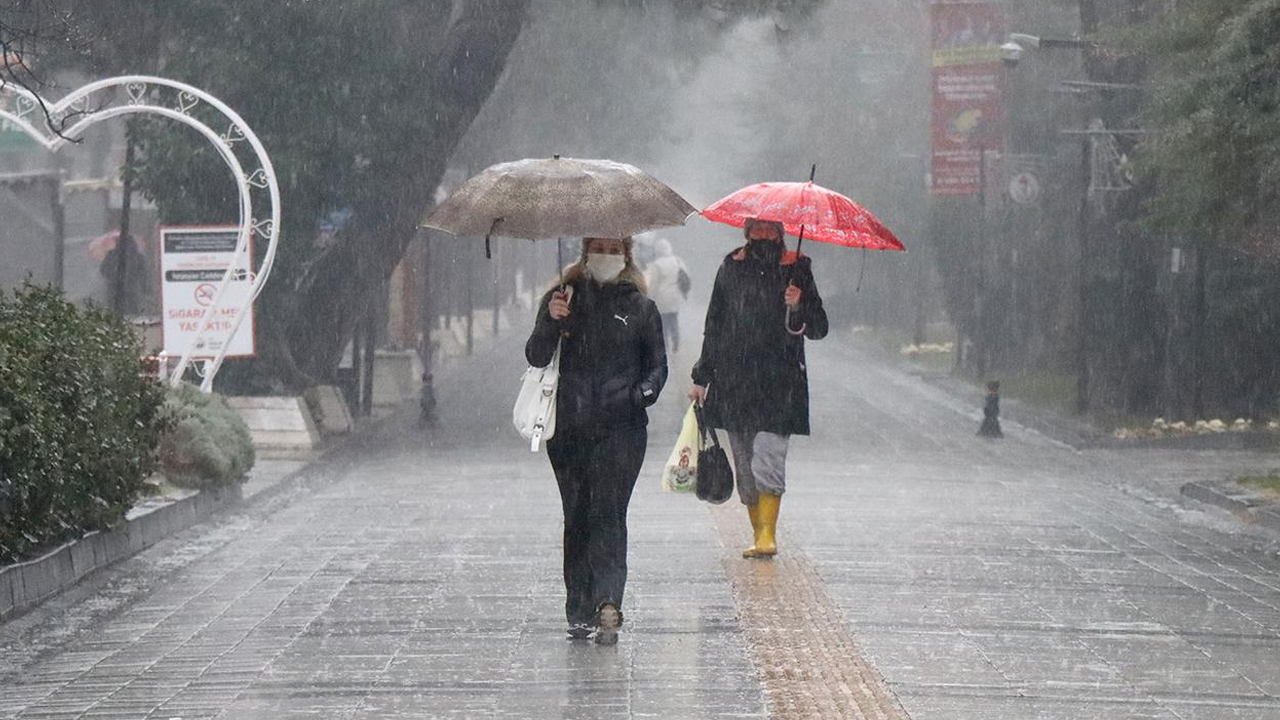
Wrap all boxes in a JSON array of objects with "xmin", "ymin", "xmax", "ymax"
[
  {"xmin": 631, "ymin": 236, "xmax": 656, "ymax": 269},
  {"xmin": 644, "ymin": 237, "xmax": 691, "ymax": 353},
  {"xmin": 689, "ymin": 218, "xmax": 828, "ymax": 559},
  {"xmin": 525, "ymin": 236, "xmax": 667, "ymax": 644}
]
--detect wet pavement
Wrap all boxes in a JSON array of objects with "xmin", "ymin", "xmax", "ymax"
[
  {"xmin": 3, "ymin": 313, "xmax": 1280, "ymax": 719},
  {"xmin": 790, "ymin": 339, "xmax": 1280, "ymax": 720}
]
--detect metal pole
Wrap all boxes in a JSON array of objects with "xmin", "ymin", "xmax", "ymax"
[
  {"xmin": 361, "ymin": 311, "xmax": 375, "ymax": 417},
  {"xmin": 418, "ymin": 234, "xmax": 437, "ymax": 426},
  {"xmin": 350, "ymin": 320, "xmax": 364, "ymax": 415},
  {"xmin": 113, "ymin": 130, "xmax": 135, "ymax": 315},
  {"xmin": 49, "ymin": 173, "xmax": 65, "ymax": 291},
  {"xmin": 465, "ymin": 243, "xmax": 475, "ymax": 356},
  {"xmin": 1076, "ymin": 134, "xmax": 1092, "ymax": 413},
  {"xmin": 1192, "ymin": 247, "xmax": 1207, "ymax": 419},
  {"xmin": 1162, "ymin": 246, "xmax": 1180, "ymax": 419},
  {"xmin": 975, "ymin": 145, "xmax": 987, "ymax": 380},
  {"xmin": 913, "ymin": 253, "xmax": 927, "ymax": 346},
  {"xmin": 419, "ymin": 234, "xmax": 437, "ymax": 355},
  {"xmin": 492, "ymin": 243, "xmax": 500, "ymax": 337},
  {"xmin": 1076, "ymin": 0, "xmax": 1100, "ymax": 413},
  {"xmin": 443, "ymin": 242, "xmax": 452, "ymax": 330}
]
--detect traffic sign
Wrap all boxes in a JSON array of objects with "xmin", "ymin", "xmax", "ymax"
[{"xmin": 1008, "ymin": 171, "xmax": 1043, "ymax": 205}]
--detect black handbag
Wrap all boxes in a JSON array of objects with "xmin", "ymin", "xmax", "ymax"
[{"xmin": 693, "ymin": 406, "xmax": 734, "ymax": 505}]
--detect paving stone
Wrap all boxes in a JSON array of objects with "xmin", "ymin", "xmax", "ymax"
[
  {"xmin": 784, "ymin": 339, "xmax": 1280, "ymax": 719},
  {"xmin": 3, "ymin": 333, "xmax": 1280, "ymax": 719}
]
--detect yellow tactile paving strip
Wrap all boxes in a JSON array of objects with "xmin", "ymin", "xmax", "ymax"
[{"xmin": 712, "ymin": 505, "xmax": 912, "ymax": 720}]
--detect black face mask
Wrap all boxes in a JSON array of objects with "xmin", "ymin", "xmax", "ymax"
[{"xmin": 747, "ymin": 239, "xmax": 784, "ymax": 262}]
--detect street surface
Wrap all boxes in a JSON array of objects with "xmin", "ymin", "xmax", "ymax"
[{"xmin": 3, "ymin": 311, "xmax": 1280, "ymax": 719}]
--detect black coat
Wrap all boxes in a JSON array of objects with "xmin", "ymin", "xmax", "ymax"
[
  {"xmin": 526, "ymin": 279, "xmax": 668, "ymax": 435},
  {"xmin": 692, "ymin": 249, "xmax": 828, "ymax": 436}
]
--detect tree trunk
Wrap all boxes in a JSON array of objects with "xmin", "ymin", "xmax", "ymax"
[{"xmin": 270, "ymin": 0, "xmax": 531, "ymax": 390}]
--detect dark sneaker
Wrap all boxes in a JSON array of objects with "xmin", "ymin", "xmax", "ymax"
[
  {"xmin": 566, "ymin": 623, "xmax": 593, "ymax": 640},
  {"xmin": 594, "ymin": 604, "xmax": 622, "ymax": 646}
]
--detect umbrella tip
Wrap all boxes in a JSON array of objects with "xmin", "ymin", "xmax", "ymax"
[
  {"xmin": 809, "ymin": 164, "xmax": 817, "ymax": 182},
  {"xmin": 553, "ymin": 154, "xmax": 561, "ymax": 160}
]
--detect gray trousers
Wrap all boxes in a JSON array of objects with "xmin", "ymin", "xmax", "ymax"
[{"xmin": 727, "ymin": 431, "xmax": 790, "ymax": 506}]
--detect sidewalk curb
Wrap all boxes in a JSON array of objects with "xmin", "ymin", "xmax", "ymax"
[
  {"xmin": 0, "ymin": 484, "xmax": 242, "ymax": 622},
  {"xmin": 2, "ymin": 313, "xmax": 500, "ymax": 624},
  {"xmin": 892, "ymin": 344, "xmax": 1273, "ymax": 453},
  {"xmin": 0, "ymin": 403, "xmax": 411, "ymax": 624},
  {"xmin": 1181, "ymin": 481, "xmax": 1280, "ymax": 536}
]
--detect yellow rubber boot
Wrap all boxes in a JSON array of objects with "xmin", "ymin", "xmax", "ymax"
[
  {"xmin": 752, "ymin": 494, "xmax": 780, "ymax": 558},
  {"xmin": 742, "ymin": 503, "xmax": 763, "ymax": 558}
]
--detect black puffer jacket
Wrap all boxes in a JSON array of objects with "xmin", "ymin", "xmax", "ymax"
[
  {"xmin": 526, "ymin": 279, "xmax": 667, "ymax": 435},
  {"xmin": 692, "ymin": 248, "xmax": 828, "ymax": 436}
]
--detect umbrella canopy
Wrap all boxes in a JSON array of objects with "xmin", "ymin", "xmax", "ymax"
[
  {"xmin": 88, "ymin": 230, "xmax": 146, "ymax": 263},
  {"xmin": 421, "ymin": 156, "xmax": 697, "ymax": 241},
  {"xmin": 702, "ymin": 181, "xmax": 905, "ymax": 252}
]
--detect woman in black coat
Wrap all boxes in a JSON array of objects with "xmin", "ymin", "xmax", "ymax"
[
  {"xmin": 525, "ymin": 236, "xmax": 667, "ymax": 644},
  {"xmin": 690, "ymin": 219, "xmax": 828, "ymax": 559}
]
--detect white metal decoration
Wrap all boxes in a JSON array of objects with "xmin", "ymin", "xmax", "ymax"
[{"xmin": 0, "ymin": 75, "xmax": 281, "ymax": 392}]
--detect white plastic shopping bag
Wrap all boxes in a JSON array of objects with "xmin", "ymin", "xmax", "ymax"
[{"xmin": 661, "ymin": 403, "xmax": 699, "ymax": 492}]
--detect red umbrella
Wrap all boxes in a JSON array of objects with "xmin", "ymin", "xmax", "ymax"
[
  {"xmin": 702, "ymin": 174, "xmax": 904, "ymax": 253},
  {"xmin": 88, "ymin": 231, "xmax": 146, "ymax": 263},
  {"xmin": 702, "ymin": 167, "xmax": 905, "ymax": 334}
]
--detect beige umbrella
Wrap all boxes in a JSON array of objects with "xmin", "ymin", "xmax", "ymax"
[{"xmin": 420, "ymin": 156, "xmax": 697, "ymax": 261}]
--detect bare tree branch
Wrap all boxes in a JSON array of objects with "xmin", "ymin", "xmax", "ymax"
[{"xmin": 0, "ymin": 0, "xmax": 77, "ymax": 136}]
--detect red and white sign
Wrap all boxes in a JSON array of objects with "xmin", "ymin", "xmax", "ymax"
[
  {"xmin": 160, "ymin": 226, "xmax": 256, "ymax": 359},
  {"xmin": 931, "ymin": 2, "xmax": 1006, "ymax": 196}
]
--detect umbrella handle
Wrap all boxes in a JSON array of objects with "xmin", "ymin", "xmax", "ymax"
[
  {"xmin": 557, "ymin": 236, "xmax": 566, "ymax": 290},
  {"xmin": 785, "ymin": 306, "xmax": 807, "ymax": 336},
  {"xmin": 484, "ymin": 218, "xmax": 501, "ymax": 260},
  {"xmin": 786, "ymin": 224, "xmax": 807, "ymax": 336}
]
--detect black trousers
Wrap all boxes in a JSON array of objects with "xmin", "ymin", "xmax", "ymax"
[
  {"xmin": 660, "ymin": 312, "xmax": 679, "ymax": 352},
  {"xmin": 547, "ymin": 426, "xmax": 647, "ymax": 625}
]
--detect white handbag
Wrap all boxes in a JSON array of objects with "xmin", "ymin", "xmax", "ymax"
[{"xmin": 513, "ymin": 339, "xmax": 561, "ymax": 452}]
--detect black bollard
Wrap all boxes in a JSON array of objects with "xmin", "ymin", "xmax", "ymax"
[
  {"xmin": 978, "ymin": 380, "xmax": 1003, "ymax": 439},
  {"xmin": 418, "ymin": 372, "xmax": 438, "ymax": 428}
]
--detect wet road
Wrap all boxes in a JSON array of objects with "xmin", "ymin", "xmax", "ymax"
[{"xmin": 3, "ymin": 311, "xmax": 1280, "ymax": 719}]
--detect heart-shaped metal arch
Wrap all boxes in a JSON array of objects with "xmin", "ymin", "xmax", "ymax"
[{"xmin": 0, "ymin": 75, "xmax": 281, "ymax": 392}]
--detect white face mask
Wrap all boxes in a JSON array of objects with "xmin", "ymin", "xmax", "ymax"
[{"xmin": 586, "ymin": 253, "xmax": 627, "ymax": 282}]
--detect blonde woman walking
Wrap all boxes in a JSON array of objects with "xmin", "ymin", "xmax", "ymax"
[{"xmin": 525, "ymin": 237, "xmax": 668, "ymax": 644}]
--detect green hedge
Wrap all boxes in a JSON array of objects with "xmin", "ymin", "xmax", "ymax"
[
  {"xmin": 159, "ymin": 384, "xmax": 255, "ymax": 490},
  {"xmin": 0, "ymin": 284, "xmax": 168, "ymax": 564}
]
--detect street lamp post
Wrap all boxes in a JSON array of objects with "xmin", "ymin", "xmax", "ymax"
[
  {"xmin": 112, "ymin": 129, "xmax": 135, "ymax": 315},
  {"xmin": 1002, "ymin": 20, "xmax": 1105, "ymax": 413}
]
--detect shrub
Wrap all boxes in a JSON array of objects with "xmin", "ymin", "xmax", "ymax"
[
  {"xmin": 0, "ymin": 284, "xmax": 168, "ymax": 564},
  {"xmin": 158, "ymin": 384, "xmax": 255, "ymax": 490}
]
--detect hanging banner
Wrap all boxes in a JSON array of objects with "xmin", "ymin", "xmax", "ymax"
[
  {"xmin": 160, "ymin": 226, "xmax": 256, "ymax": 359},
  {"xmin": 931, "ymin": 2, "xmax": 1006, "ymax": 196}
]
